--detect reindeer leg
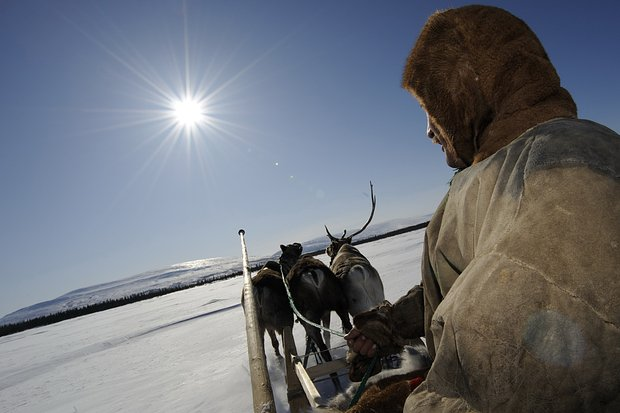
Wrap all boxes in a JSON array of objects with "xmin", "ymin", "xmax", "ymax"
[
  {"xmin": 304, "ymin": 322, "xmax": 344, "ymax": 393},
  {"xmin": 321, "ymin": 312, "xmax": 331, "ymax": 349},
  {"xmin": 303, "ymin": 334, "xmax": 313, "ymax": 368},
  {"xmin": 303, "ymin": 322, "xmax": 332, "ymax": 363},
  {"xmin": 267, "ymin": 328, "xmax": 281, "ymax": 358},
  {"xmin": 336, "ymin": 308, "xmax": 353, "ymax": 333}
]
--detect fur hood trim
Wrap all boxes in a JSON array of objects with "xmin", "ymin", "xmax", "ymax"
[{"xmin": 402, "ymin": 5, "xmax": 577, "ymax": 166}]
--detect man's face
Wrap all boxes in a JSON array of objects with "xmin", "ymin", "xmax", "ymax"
[{"xmin": 426, "ymin": 112, "xmax": 467, "ymax": 169}]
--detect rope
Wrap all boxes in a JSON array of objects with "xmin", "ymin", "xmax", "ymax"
[
  {"xmin": 347, "ymin": 355, "xmax": 379, "ymax": 409},
  {"xmin": 279, "ymin": 264, "xmax": 346, "ymax": 338}
]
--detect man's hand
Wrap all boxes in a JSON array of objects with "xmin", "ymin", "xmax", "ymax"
[
  {"xmin": 345, "ymin": 327, "xmax": 377, "ymax": 357},
  {"xmin": 346, "ymin": 300, "xmax": 407, "ymax": 357}
]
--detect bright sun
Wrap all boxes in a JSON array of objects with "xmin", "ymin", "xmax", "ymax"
[{"xmin": 172, "ymin": 98, "xmax": 204, "ymax": 129}]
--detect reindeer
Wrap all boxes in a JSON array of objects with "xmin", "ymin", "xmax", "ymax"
[
  {"xmin": 325, "ymin": 182, "xmax": 385, "ymax": 316},
  {"xmin": 241, "ymin": 260, "xmax": 293, "ymax": 358},
  {"xmin": 279, "ymin": 242, "xmax": 352, "ymax": 365}
]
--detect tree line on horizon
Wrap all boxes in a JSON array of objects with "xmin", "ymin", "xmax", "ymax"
[
  {"xmin": 0, "ymin": 266, "xmax": 259, "ymax": 338},
  {"xmin": 0, "ymin": 221, "xmax": 428, "ymax": 338}
]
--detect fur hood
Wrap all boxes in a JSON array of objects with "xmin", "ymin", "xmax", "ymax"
[{"xmin": 402, "ymin": 5, "xmax": 577, "ymax": 167}]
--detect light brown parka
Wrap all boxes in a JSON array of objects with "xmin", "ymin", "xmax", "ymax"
[{"xmin": 391, "ymin": 5, "xmax": 620, "ymax": 412}]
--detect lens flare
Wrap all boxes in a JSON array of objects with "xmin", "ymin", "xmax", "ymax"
[
  {"xmin": 172, "ymin": 97, "xmax": 205, "ymax": 129},
  {"xmin": 64, "ymin": 0, "xmax": 277, "ymax": 195}
]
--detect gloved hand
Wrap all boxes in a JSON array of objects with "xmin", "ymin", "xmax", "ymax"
[
  {"xmin": 352, "ymin": 300, "xmax": 407, "ymax": 356},
  {"xmin": 346, "ymin": 350, "xmax": 382, "ymax": 382},
  {"xmin": 345, "ymin": 300, "xmax": 405, "ymax": 382},
  {"xmin": 345, "ymin": 287, "xmax": 425, "ymax": 382}
]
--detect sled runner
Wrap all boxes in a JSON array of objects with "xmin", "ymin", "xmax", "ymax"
[{"xmin": 282, "ymin": 326, "xmax": 346, "ymax": 412}]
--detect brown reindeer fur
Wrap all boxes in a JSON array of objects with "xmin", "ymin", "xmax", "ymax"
[
  {"xmin": 285, "ymin": 255, "xmax": 335, "ymax": 283},
  {"xmin": 346, "ymin": 379, "xmax": 413, "ymax": 413},
  {"xmin": 278, "ymin": 243, "xmax": 352, "ymax": 350},
  {"xmin": 402, "ymin": 5, "xmax": 576, "ymax": 167},
  {"xmin": 251, "ymin": 261, "xmax": 282, "ymax": 284},
  {"xmin": 241, "ymin": 261, "xmax": 293, "ymax": 357},
  {"xmin": 329, "ymin": 244, "xmax": 373, "ymax": 279},
  {"xmin": 282, "ymin": 253, "xmax": 351, "ymax": 331},
  {"xmin": 327, "ymin": 241, "xmax": 385, "ymax": 317}
]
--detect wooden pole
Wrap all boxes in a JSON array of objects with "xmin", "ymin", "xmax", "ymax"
[
  {"xmin": 239, "ymin": 229, "xmax": 276, "ymax": 413},
  {"xmin": 282, "ymin": 326, "xmax": 311, "ymax": 413}
]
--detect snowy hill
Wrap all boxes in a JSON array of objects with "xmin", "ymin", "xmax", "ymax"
[
  {"xmin": 0, "ymin": 215, "xmax": 431, "ymax": 326},
  {"xmin": 0, "ymin": 257, "xmax": 262, "ymax": 327}
]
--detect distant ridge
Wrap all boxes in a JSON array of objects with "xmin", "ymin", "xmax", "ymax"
[{"xmin": 1, "ymin": 216, "xmax": 430, "ymax": 335}]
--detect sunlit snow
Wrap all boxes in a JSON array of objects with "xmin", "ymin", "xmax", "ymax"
[{"xmin": 0, "ymin": 228, "xmax": 425, "ymax": 413}]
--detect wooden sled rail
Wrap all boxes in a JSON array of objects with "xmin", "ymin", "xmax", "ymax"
[
  {"xmin": 304, "ymin": 358, "xmax": 348, "ymax": 380},
  {"xmin": 283, "ymin": 326, "xmax": 343, "ymax": 413},
  {"xmin": 239, "ymin": 230, "xmax": 276, "ymax": 413}
]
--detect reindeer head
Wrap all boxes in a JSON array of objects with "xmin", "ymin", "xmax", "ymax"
[
  {"xmin": 325, "ymin": 181, "xmax": 376, "ymax": 261},
  {"xmin": 325, "ymin": 235, "xmax": 353, "ymax": 259},
  {"xmin": 279, "ymin": 242, "xmax": 303, "ymax": 276}
]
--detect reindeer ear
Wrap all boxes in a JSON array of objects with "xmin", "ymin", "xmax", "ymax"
[{"xmin": 280, "ymin": 244, "xmax": 286, "ymax": 252}]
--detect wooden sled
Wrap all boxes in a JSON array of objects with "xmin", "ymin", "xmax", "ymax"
[{"xmin": 282, "ymin": 326, "xmax": 347, "ymax": 412}]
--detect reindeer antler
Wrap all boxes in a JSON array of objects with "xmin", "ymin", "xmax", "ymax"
[
  {"xmin": 324, "ymin": 181, "xmax": 376, "ymax": 241},
  {"xmin": 347, "ymin": 181, "xmax": 376, "ymax": 239},
  {"xmin": 324, "ymin": 225, "xmax": 340, "ymax": 241}
]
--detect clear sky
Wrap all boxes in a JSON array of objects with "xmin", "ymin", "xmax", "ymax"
[{"xmin": 1, "ymin": 0, "xmax": 619, "ymax": 318}]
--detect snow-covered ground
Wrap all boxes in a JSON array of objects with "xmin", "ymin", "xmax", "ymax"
[
  {"xmin": 0, "ymin": 229, "xmax": 425, "ymax": 413},
  {"xmin": 1, "ymin": 216, "xmax": 430, "ymax": 326}
]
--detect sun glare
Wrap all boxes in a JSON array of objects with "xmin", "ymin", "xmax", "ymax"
[{"xmin": 172, "ymin": 98, "xmax": 205, "ymax": 129}]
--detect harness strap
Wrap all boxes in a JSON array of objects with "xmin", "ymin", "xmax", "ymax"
[{"xmin": 279, "ymin": 265, "xmax": 346, "ymax": 338}]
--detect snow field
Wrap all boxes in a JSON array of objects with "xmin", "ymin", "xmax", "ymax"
[{"xmin": 0, "ymin": 229, "xmax": 424, "ymax": 412}]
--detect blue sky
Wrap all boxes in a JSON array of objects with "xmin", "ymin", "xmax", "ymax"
[{"xmin": 1, "ymin": 0, "xmax": 618, "ymax": 318}]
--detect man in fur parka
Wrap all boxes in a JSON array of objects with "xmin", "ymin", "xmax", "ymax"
[{"xmin": 345, "ymin": 5, "xmax": 620, "ymax": 412}]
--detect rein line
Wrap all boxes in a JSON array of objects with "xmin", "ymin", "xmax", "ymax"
[
  {"xmin": 348, "ymin": 354, "xmax": 379, "ymax": 408},
  {"xmin": 279, "ymin": 265, "xmax": 346, "ymax": 338}
]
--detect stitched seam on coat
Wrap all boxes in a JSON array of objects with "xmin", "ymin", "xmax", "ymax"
[{"xmin": 485, "ymin": 251, "xmax": 619, "ymax": 331}]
